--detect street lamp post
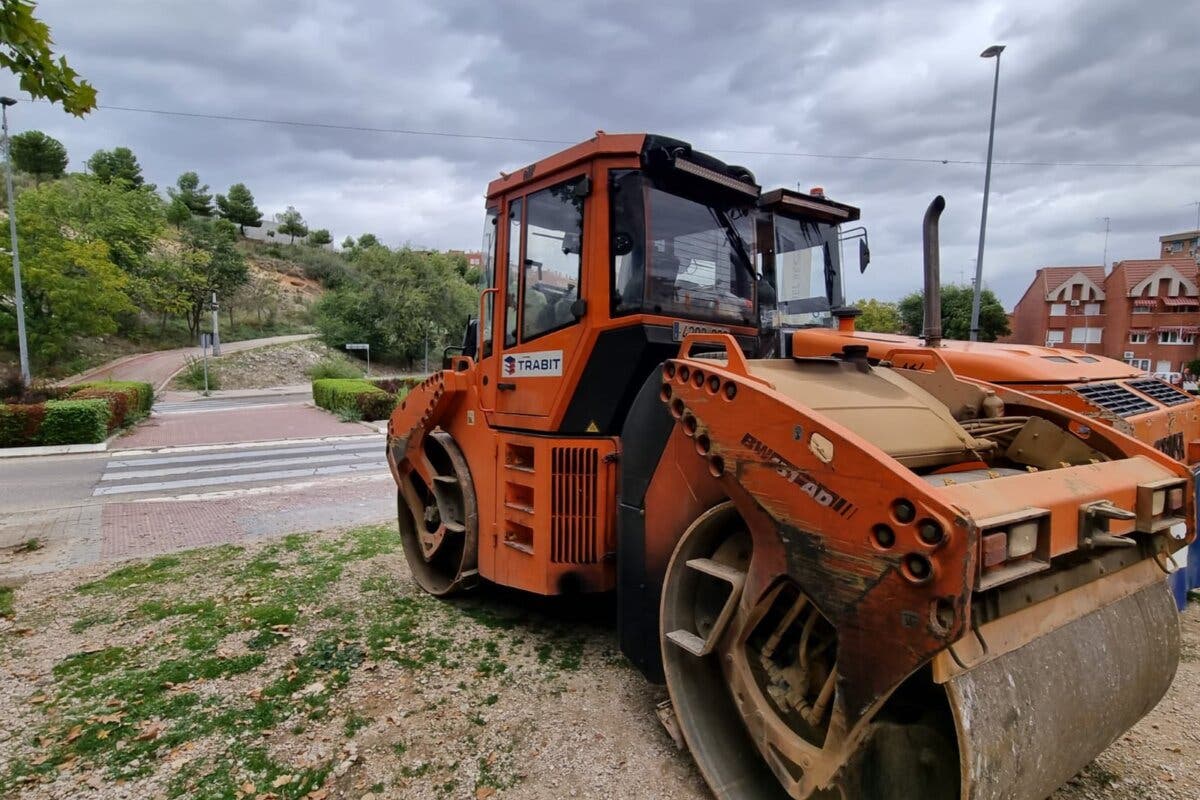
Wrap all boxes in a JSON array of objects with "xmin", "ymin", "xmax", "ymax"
[
  {"xmin": 0, "ymin": 96, "xmax": 30, "ymax": 386},
  {"xmin": 969, "ymin": 44, "xmax": 1006, "ymax": 342}
]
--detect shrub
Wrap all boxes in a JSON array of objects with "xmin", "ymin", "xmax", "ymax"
[
  {"xmin": 39, "ymin": 399, "xmax": 110, "ymax": 445},
  {"xmin": 0, "ymin": 404, "xmax": 47, "ymax": 447},
  {"xmin": 311, "ymin": 378, "xmax": 396, "ymax": 421},
  {"xmin": 178, "ymin": 355, "xmax": 219, "ymax": 390},
  {"xmin": 73, "ymin": 381, "xmax": 153, "ymax": 415},
  {"xmin": 71, "ymin": 387, "xmax": 134, "ymax": 430},
  {"xmin": 370, "ymin": 377, "xmax": 421, "ymax": 395},
  {"xmin": 308, "ymin": 357, "xmax": 363, "ymax": 380}
]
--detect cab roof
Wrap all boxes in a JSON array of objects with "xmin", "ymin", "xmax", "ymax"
[{"xmin": 485, "ymin": 132, "xmax": 759, "ymax": 202}]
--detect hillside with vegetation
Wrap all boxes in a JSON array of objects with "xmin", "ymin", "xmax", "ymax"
[{"xmin": 0, "ymin": 132, "xmax": 480, "ymax": 380}]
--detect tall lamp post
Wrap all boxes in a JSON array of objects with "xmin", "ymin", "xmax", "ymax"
[
  {"xmin": 1, "ymin": 96, "xmax": 30, "ymax": 386},
  {"xmin": 969, "ymin": 44, "xmax": 1006, "ymax": 342}
]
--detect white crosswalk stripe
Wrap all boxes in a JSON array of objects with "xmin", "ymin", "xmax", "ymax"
[{"xmin": 94, "ymin": 435, "xmax": 388, "ymax": 497}]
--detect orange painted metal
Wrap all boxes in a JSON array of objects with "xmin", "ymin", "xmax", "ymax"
[{"xmin": 791, "ymin": 327, "xmax": 1200, "ymax": 466}]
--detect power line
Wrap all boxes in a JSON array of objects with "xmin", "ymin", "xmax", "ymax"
[{"xmin": 29, "ymin": 97, "xmax": 1200, "ymax": 170}]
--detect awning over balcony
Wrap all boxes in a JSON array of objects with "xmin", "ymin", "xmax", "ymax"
[
  {"xmin": 1133, "ymin": 297, "xmax": 1158, "ymax": 308},
  {"xmin": 1161, "ymin": 296, "xmax": 1199, "ymax": 307},
  {"xmin": 1159, "ymin": 325, "xmax": 1199, "ymax": 334}
]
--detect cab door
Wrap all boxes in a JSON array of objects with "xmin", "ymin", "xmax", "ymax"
[{"xmin": 493, "ymin": 173, "xmax": 591, "ymax": 418}]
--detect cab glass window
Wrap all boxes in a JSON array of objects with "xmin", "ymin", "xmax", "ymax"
[
  {"xmin": 480, "ymin": 207, "xmax": 498, "ymax": 357},
  {"xmin": 521, "ymin": 176, "xmax": 585, "ymax": 341},
  {"xmin": 504, "ymin": 198, "xmax": 522, "ymax": 347}
]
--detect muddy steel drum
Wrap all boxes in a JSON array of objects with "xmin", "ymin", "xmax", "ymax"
[{"xmin": 947, "ymin": 580, "xmax": 1179, "ymax": 800}]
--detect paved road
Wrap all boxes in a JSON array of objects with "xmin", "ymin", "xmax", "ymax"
[
  {"xmin": 0, "ymin": 433, "xmax": 392, "ymax": 579},
  {"xmin": 65, "ymin": 333, "xmax": 316, "ymax": 389},
  {"xmin": 95, "ymin": 436, "xmax": 387, "ymax": 497},
  {"xmin": 152, "ymin": 391, "xmax": 311, "ymax": 415}
]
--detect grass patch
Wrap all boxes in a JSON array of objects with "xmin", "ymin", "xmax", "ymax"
[
  {"xmin": 0, "ymin": 585, "xmax": 12, "ymax": 619},
  {"xmin": 177, "ymin": 354, "xmax": 220, "ymax": 391}
]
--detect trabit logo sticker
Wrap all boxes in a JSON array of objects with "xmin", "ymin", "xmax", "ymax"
[{"xmin": 502, "ymin": 350, "xmax": 563, "ymax": 377}]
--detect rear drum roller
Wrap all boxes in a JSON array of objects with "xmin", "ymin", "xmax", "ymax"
[
  {"xmin": 397, "ymin": 430, "xmax": 478, "ymax": 595},
  {"xmin": 660, "ymin": 503, "xmax": 959, "ymax": 800}
]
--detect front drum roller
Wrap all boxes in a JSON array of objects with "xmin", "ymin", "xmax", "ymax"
[
  {"xmin": 396, "ymin": 430, "xmax": 479, "ymax": 596},
  {"xmin": 659, "ymin": 502, "xmax": 1180, "ymax": 800}
]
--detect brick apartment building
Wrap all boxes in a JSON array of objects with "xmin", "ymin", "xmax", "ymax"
[
  {"xmin": 1007, "ymin": 256, "xmax": 1200, "ymax": 376},
  {"xmin": 1161, "ymin": 229, "xmax": 1200, "ymax": 260}
]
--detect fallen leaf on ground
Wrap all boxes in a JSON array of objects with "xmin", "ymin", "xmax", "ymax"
[
  {"xmin": 134, "ymin": 721, "xmax": 164, "ymax": 742},
  {"xmin": 64, "ymin": 725, "xmax": 83, "ymax": 743},
  {"xmin": 271, "ymin": 775, "xmax": 294, "ymax": 788},
  {"xmin": 240, "ymin": 781, "xmax": 256, "ymax": 794},
  {"xmin": 29, "ymin": 694, "xmax": 47, "ymax": 704},
  {"xmin": 476, "ymin": 788, "xmax": 496, "ymax": 799}
]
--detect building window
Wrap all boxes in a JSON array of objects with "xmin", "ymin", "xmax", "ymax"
[
  {"xmin": 1171, "ymin": 241, "xmax": 1183, "ymax": 253},
  {"xmin": 1158, "ymin": 330, "xmax": 1196, "ymax": 345},
  {"xmin": 1129, "ymin": 331, "xmax": 1148, "ymax": 344},
  {"xmin": 1070, "ymin": 327, "xmax": 1102, "ymax": 344},
  {"xmin": 1125, "ymin": 358, "xmax": 1151, "ymax": 371},
  {"xmin": 1045, "ymin": 329, "xmax": 1064, "ymax": 345},
  {"xmin": 1156, "ymin": 360, "xmax": 1174, "ymax": 374},
  {"xmin": 1132, "ymin": 305, "xmax": 1152, "ymax": 314},
  {"xmin": 1083, "ymin": 302, "xmax": 1101, "ymax": 315},
  {"xmin": 1049, "ymin": 303, "xmax": 1067, "ymax": 316}
]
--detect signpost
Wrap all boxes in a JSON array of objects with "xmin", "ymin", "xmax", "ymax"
[
  {"xmin": 345, "ymin": 343, "xmax": 370, "ymax": 376},
  {"xmin": 199, "ymin": 332, "xmax": 213, "ymax": 396}
]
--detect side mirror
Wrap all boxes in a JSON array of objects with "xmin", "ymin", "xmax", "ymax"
[
  {"xmin": 859, "ymin": 238, "xmax": 871, "ymax": 273},
  {"xmin": 570, "ymin": 298, "xmax": 587, "ymax": 319}
]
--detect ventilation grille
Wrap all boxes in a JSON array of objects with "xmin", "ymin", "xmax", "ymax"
[
  {"xmin": 550, "ymin": 447, "xmax": 599, "ymax": 564},
  {"xmin": 1127, "ymin": 378, "xmax": 1193, "ymax": 407},
  {"xmin": 1074, "ymin": 382, "xmax": 1157, "ymax": 417}
]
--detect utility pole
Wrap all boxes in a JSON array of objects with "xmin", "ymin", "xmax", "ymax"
[
  {"xmin": 1, "ymin": 96, "xmax": 30, "ymax": 387},
  {"xmin": 210, "ymin": 291, "xmax": 221, "ymax": 355},
  {"xmin": 970, "ymin": 44, "xmax": 1006, "ymax": 342},
  {"xmin": 1101, "ymin": 216, "xmax": 1110, "ymax": 269}
]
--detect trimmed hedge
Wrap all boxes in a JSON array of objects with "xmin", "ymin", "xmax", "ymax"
[
  {"xmin": 38, "ymin": 399, "xmax": 110, "ymax": 445},
  {"xmin": 0, "ymin": 404, "xmax": 47, "ymax": 447},
  {"xmin": 0, "ymin": 380, "xmax": 151, "ymax": 447},
  {"xmin": 71, "ymin": 381, "xmax": 153, "ymax": 415},
  {"xmin": 312, "ymin": 378, "xmax": 397, "ymax": 421}
]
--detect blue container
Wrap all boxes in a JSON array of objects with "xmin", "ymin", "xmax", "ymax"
[
  {"xmin": 1170, "ymin": 555, "xmax": 1189, "ymax": 611},
  {"xmin": 1187, "ymin": 539, "xmax": 1200, "ymax": 595}
]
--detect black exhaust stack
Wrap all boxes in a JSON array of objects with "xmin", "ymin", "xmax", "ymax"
[{"xmin": 922, "ymin": 196, "xmax": 946, "ymax": 348}]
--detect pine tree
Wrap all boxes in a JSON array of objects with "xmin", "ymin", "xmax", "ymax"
[
  {"xmin": 168, "ymin": 171, "xmax": 213, "ymax": 216},
  {"xmin": 9, "ymin": 130, "xmax": 68, "ymax": 183},
  {"xmin": 275, "ymin": 206, "xmax": 308, "ymax": 244},
  {"xmin": 215, "ymin": 183, "xmax": 263, "ymax": 235}
]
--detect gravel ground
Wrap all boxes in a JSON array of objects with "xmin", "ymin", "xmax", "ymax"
[
  {"xmin": 172, "ymin": 341, "xmax": 360, "ymax": 392},
  {"xmin": 0, "ymin": 526, "xmax": 1195, "ymax": 800}
]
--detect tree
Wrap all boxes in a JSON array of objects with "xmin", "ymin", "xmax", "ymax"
[
  {"xmin": 166, "ymin": 195, "xmax": 190, "ymax": 230},
  {"xmin": 307, "ymin": 228, "xmax": 332, "ymax": 247},
  {"xmin": 178, "ymin": 217, "xmax": 249, "ymax": 336},
  {"xmin": 214, "ymin": 183, "xmax": 262, "ymax": 234},
  {"xmin": 9, "ymin": 129, "xmax": 67, "ymax": 183},
  {"xmin": 853, "ymin": 298, "xmax": 902, "ymax": 333},
  {"xmin": 275, "ymin": 206, "xmax": 307, "ymax": 243},
  {"xmin": 0, "ymin": 183, "xmax": 137, "ymax": 364},
  {"xmin": 341, "ymin": 235, "xmax": 355, "ymax": 250},
  {"xmin": 0, "ymin": 0, "xmax": 97, "ymax": 116},
  {"xmin": 897, "ymin": 284, "xmax": 1011, "ymax": 342},
  {"xmin": 87, "ymin": 147, "xmax": 144, "ymax": 187},
  {"xmin": 16, "ymin": 174, "xmax": 163, "ymax": 275},
  {"xmin": 357, "ymin": 233, "xmax": 380, "ymax": 249},
  {"xmin": 315, "ymin": 247, "xmax": 476, "ymax": 364},
  {"xmin": 168, "ymin": 171, "xmax": 212, "ymax": 216}
]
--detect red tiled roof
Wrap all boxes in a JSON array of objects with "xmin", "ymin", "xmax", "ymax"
[
  {"xmin": 1038, "ymin": 265, "xmax": 1105, "ymax": 295},
  {"xmin": 1113, "ymin": 257, "xmax": 1199, "ymax": 293}
]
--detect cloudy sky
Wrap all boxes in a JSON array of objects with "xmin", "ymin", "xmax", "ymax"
[{"xmin": 4, "ymin": 0, "xmax": 1199, "ymax": 307}]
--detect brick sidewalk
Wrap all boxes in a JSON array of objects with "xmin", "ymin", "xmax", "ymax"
[
  {"xmin": 114, "ymin": 403, "xmax": 370, "ymax": 449},
  {"xmin": 100, "ymin": 475, "xmax": 393, "ymax": 560}
]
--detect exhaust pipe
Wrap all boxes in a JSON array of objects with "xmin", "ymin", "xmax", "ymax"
[{"xmin": 922, "ymin": 196, "xmax": 946, "ymax": 347}]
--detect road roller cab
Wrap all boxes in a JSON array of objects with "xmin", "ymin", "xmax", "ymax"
[{"xmin": 385, "ymin": 133, "xmax": 1193, "ymax": 800}]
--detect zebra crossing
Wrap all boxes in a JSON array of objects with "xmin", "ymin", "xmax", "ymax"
[{"xmin": 94, "ymin": 435, "xmax": 389, "ymax": 497}]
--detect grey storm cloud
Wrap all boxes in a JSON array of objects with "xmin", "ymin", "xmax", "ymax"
[{"xmin": 2, "ymin": 0, "xmax": 1198, "ymax": 307}]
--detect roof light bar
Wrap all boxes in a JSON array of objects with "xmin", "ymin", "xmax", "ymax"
[
  {"xmin": 778, "ymin": 193, "xmax": 853, "ymax": 220},
  {"xmin": 672, "ymin": 156, "xmax": 760, "ymax": 197}
]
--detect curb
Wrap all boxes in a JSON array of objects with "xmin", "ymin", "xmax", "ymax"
[{"xmin": 0, "ymin": 429, "xmax": 124, "ymax": 459}]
